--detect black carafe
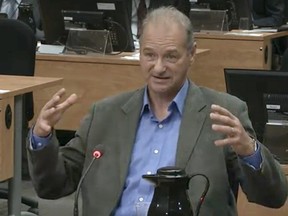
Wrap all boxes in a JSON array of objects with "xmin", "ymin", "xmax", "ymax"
[
  {"xmin": 17, "ymin": 3, "xmax": 36, "ymax": 33},
  {"xmin": 142, "ymin": 166, "xmax": 209, "ymax": 216}
]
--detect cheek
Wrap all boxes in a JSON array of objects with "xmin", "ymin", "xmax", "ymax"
[
  {"xmin": 171, "ymin": 61, "xmax": 190, "ymax": 78},
  {"xmin": 140, "ymin": 60, "xmax": 153, "ymax": 71},
  {"xmin": 140, "ymin": 62, "xmax": 151, "ymax": 79}
]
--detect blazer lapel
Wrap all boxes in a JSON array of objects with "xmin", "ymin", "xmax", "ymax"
[
  {"xmin": 176, "ymin": 82, "xmax": 209, "ymax": 168},
  {"xmin": 114, "ymin": 84, "xmax": 210, "ymax": 180},
  {"xmin": 117, "ymin": 88, "xmax": 145, "ymax": 185}
]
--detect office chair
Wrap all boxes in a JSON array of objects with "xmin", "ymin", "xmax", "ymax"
[{"xmin": 0, "ymin": 18, "xmax": 39, "ymax": 215}]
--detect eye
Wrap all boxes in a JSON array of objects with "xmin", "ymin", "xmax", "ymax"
[
  {"xmin": 143, "ymin": 51, "xmax": 156, "ymax": 60},
  {"xmin": 165, "ymin": 53, "xmax": 178, "ymax": 63}
]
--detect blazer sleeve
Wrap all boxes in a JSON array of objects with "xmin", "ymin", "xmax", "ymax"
[
  {"xmin": 27, "ymin": 105, "xmax": 95, "ymax": 199},
  {"xmin": 230, "ymin": 100, "xmax": 288, "ymax": 208}
]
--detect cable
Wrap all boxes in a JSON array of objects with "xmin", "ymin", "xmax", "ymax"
[{"xmin": 104, "ymin": 18, "xmax": 129, "ymax": 55}]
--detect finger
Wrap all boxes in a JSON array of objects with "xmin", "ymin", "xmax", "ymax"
[
  {"xmin": 54, "ymin": 93, "xmax": 78, "ymax": 112},
  {"xmin": 211, "ymin": 104, "xmax": 235, "ymax": 119},
  {"xmin": 212, "ymin": 124, "xmax": 238, "ymax": 136},
  {"xmin": 214, "ymin": 136, "xmax": 238, "ymax": 147},
  {"xmin": 41, "ymin": 106, "xmax": 57, "ymax": 120},
  {"xmin": 43, "ymin": 88, "xmax": 66, "ymax": 110},
  {"xmin": 210, "ymin": 112, "xmax": 234, "ymax": 126}
]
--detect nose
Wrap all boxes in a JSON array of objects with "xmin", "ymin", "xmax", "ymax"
[{"xmin": 153, "ymin": 58, "xmax": 166, "ymax": 72}]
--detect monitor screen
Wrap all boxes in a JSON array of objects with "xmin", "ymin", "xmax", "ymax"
[
  {"xmin": 224, "ymin": 69, "xmax": 288, "ymax": 143},
  {"xmin": 62, "ymin": 10, "xmax": 105, "ymax": 31},
  {"xmin": 195, "ymin": 0, "xmax": 252, "ymax": 30},
  {"xmin": 39, "ymin": 0, "xmax": 135, "ymax": 52}
]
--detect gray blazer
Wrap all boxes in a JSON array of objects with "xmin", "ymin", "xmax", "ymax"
[{"xmin": 28, "ymin": 81, "xmax": 288, "ymax": 216}]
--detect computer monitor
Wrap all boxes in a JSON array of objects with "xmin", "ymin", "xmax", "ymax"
[
  {"xmin": 195, "ymin": 0, "xmax": 252, "ymax": 30},
  {"xmin": 224, "ymin": 69, "xmax": 288, "ymax": 143},
  {"xmin": 94, "ymin": 0, "xmax": 134, "ymax": 52},
  {"xmin": 61, "ymin": 10, "xmax": 105, "ymax": 31},
  {"xmin": 39, "ymin": 0, "xmax": 134, "ymax": 52}
]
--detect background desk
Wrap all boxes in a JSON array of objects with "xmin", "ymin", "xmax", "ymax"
[
  {"xmin": 0, "ymin": 75, "xmax": 62, "ymax": 215},
  {"xmin": 34, "ymin": 49, "xmax": 209, "ymax": 131},
  {"xmin": 191, "ymin": 31, "xmax": 288, "ymax": 92}
]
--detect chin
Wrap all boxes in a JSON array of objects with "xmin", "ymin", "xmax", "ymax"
[{"xmin": 150, "ymin": 85, "xmax": 173, "ymax": 96}]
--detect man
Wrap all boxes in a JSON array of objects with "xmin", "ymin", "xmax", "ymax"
[
  {"xmin": 129, "ymin": 0, "xmax": 191, "ymax": 39},
  {"xmin": 251, "ymin": 0, "xmax": 285, "ymax": 27},
  {"xmin": 27, "ymin": 7, "xmax": 287, "ymax": 216},
  {"xmin": 0, "ymin": 0, "xmax": 44, "ymax": 40},
  {"xmin": 0, "ymin": 0, "xmax": 20, "ymax": 19}
]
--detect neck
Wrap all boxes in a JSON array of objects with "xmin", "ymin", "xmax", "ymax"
[{"xmin": 148, "ymin": 92, "xmax": 174, "ymax": 121}]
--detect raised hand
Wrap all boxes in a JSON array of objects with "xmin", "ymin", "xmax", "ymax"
[
  {"xmin": 210, "ymin": 104, "xmax": 255, "ymax": 156},
  {"xmin": 33, "ymin": 88, "xmax": 78, "ymax": 137}
]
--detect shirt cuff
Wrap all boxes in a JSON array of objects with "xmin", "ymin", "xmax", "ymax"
[
  {"xmin": 30, "ymin": 130, "xmax": 52, "ymax": 150},
  {"xmin": 240, "ymin": 142, "xmax": 262, "ymax": 170}
]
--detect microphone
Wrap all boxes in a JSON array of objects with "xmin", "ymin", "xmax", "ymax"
[{"xmin": 73, "ymin": 145, "xmax": 104, "ymax": 216}]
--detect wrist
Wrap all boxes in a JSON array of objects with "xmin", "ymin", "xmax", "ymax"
[
  {"xmin": 33, "ymin": 125, "xmax": 51, "ymax": 138},
  {"xmin": 243, "ymin": 136, "xmax": 257, "ymax": 156}
]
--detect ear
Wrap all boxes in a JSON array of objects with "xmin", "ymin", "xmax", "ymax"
[{"xmin": 190, "ymin": 42, "xmax": 197, "ymax": 62}]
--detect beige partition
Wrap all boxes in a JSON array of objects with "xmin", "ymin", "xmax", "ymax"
[
  {"xmin": 0, "ymin": 97, "xmax": 14, "ymax": 181},
  {"xmin": 190, "ymin": 31, "xmax": 288, "ymax": 92}
]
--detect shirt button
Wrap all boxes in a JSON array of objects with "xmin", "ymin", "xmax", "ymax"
[
  {"xmin": 154, "ymin": 149, "xmax": 159, "ymax": 154},
  {"xmin": 158, "ymin": 124, "xmax": 163, "ymax": 128},
  {"xmin": 37, "ymin": 143, "xmax": 42, "ymax": 147},
  {"xmin": 139, "ymin": 197, "xmax": 144, "ymax": 202}
]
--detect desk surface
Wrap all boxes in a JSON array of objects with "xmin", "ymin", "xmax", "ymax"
[
  {"xmin": 0, "ymin": 75, "xmax": 63, "ymax": 99},
  {"xmin": 36, "ymin": 48, "xmax": 210, "ymax": 64},
  {"xmin": 195, "ymin": 30, "xmax": 288, "ymax": 41}
]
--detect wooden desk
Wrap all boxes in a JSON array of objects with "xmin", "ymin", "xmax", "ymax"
[
  {"xmin": 34, "ymin": 49, "xmax": 209, "ymax": 131},
  {"xmin": 0, "ymin": 75, "xmax": 62, "ymax": 216},
  {"xmin": 237, "ymin": 165, "xmax": 288, "ymax": 216},
  {"xmin": 191, "ymin": 31, "xmax": 288, "ymax": 92}
]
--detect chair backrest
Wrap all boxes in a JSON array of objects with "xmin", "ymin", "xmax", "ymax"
[{"xmin": 0, "ymin": 19, "xmax": 36, "ymax": 121}]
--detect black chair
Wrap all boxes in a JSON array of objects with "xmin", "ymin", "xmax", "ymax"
[{"xmin": 0, "ymin": 18, "xmax": 39, "ymax": 215}]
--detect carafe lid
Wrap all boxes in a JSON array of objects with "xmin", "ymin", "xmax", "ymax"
[{"xmin": 156, "ymin": 166, "xmax": 188, "ymax": 178}]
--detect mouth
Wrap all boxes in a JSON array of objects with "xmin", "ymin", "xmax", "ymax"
[{"xmin": 152, "ymin": 75, "xmax": 169, "ymax": 80}]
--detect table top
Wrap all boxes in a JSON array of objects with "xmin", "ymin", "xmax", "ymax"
[
  {"xmin": 195, "ymin": 30, "xmax": 288, "ymax": 41},
  {"xmin": 0, "ymin": 75, "xmax": 63, "ymax": 99},
  {"xmin": 35, "ymin": 48, "xmax": 210, "ymax": 65}
]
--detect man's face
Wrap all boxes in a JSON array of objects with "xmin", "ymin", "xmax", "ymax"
[{"xmin": 139, "ymin": 22, "xmax": 195, "ymax": 98}]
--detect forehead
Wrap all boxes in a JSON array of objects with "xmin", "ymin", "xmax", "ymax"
[{"xmin": 140, "ymin": 21, "xmax": 187, "ymax": 50}]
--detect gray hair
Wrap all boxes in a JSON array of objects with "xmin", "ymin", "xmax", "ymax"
[{"xmin": 140, "ymin": 6, "xmax": 194, "ymax": 51}]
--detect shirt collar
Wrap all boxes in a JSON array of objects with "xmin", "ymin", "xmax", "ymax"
[{"xmin": 141, "ymin": 79, "xmax": 189, "ymax": 115}]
